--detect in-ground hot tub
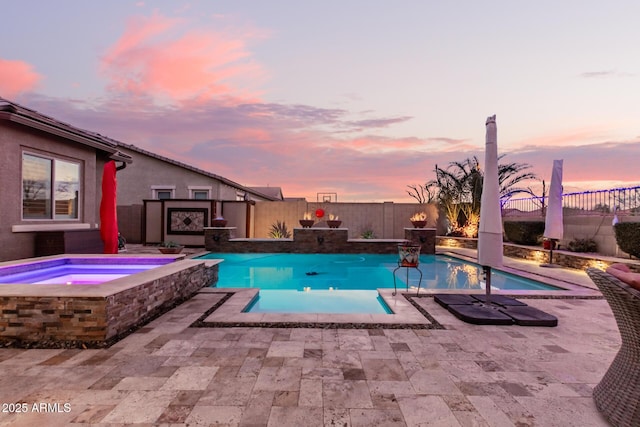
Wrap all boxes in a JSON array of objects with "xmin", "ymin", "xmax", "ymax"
[
  {"xmin": 0, "ymin": 256, "xmax": 177, "ymax": 285},
  {"xmin": 0, "ymin": 254, "xmax": 220, "ymax": 346}
]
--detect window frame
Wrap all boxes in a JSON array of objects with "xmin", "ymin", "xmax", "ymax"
[
  {"xmin": 21, "ymin": 151, "xmax": 82, "ymax": 221},
  {"xmin": 188, "ymin": 186, "xmax": 212, "ymax": 200},
  {"xmin": 151, "ymin": 185, "xmax": 176, "ymax": 200}
]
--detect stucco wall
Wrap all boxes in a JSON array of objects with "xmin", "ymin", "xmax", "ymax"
[
  {"xmin": 221, "ymin": 202, "xmax": 250, "ymax": 238},
  {"xmin": 0, "ymin": 121, "xmax": 102, "ymax": 261},
  {"xmin": 254, "ymin": 201, "xmax": 440, "ymax": 240},
  {"xmin": 117, "ymin": 204, "xmax": 144, "ymax": 243}
]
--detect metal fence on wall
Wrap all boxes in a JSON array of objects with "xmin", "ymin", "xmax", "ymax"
[{"xmin": 502, "ymin": 185, "xmax": 640, "ymax": 217}]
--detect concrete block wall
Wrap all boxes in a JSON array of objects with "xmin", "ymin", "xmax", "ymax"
[{"xmin": 254, "ymin": 201, "xmax": 440, "ymax": 240}]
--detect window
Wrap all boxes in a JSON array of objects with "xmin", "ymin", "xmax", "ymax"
[
  {"xmin": 193, "ymin": 191, "xmax": 209, "ymax": 200},
  {"xmin": 188, "ymin": 186, "xmax": 212, "ymax": 200},
  {"xmin": 22, "ymin": 153, "xmax": 80, "ymax": 220},
  {"xmin": 151, "ymin": 186, "xmax": 175, "ymax": 200}
]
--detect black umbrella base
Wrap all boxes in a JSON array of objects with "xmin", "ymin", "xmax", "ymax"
[{"xmin": 434, "ymin": 294, "xmax": 558, "ymax": 327}]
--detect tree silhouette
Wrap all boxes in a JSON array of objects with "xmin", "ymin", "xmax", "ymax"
[{"xmin": 409, "ymin": 155, "xmax": 537, "ymax": 236}]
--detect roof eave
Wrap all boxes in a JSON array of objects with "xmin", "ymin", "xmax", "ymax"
[{"xmin": 0, "ymin": 110, "xmax": 133, "ymax": 163}]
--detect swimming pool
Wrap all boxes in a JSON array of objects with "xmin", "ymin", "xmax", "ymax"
[{"xmin": 199, "ymin": 253, "xmax": 562, "ymax": 314}]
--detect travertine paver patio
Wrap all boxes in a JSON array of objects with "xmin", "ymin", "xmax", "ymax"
[{"xmin": 0, "ymin": 246, "xmax": 619, "ymax": 426}]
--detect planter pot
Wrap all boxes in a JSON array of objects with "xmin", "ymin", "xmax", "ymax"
[
  {"xmin": 299, "ymin": 219, "xmax": 315, "ymax": 228},
  {"xmin": 411, "ymin": 220, "xmax": 427, "ymax": 228},
  {"xmin": 158, "ymin": 246, "xmax": 183, "ymax": 254},
  {"xmin": 327, "ymin": 220, "xmax": 342, "ymax": 228},
  {"xmin": 212, "ymin": 219, "xmax": 228, "ymax": 227},
  {"xmin": 398, "ymin": 244, "xmax": 421, "ymax": 267}
]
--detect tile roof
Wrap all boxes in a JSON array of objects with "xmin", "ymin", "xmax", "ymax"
[{"xmin": 0, "ymin": 97, "xmax": 132, "ymax": 163}]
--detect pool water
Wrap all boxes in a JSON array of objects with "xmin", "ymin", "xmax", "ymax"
[
  {"xmin": 245, "ymin": 290, "xmax": 392, "ymax": 314},
  {"xmin": 0, "ymin": 262, "xmax": 173, "ymax": 285},
  {"xmin": 199, "ymin": 253, "xmax": 561, "ymax": 314}
]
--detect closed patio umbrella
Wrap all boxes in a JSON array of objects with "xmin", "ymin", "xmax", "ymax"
[
  {"xmin": 100, "ymin": 160, "xmax": 118, "ymax": 254},
  {"xmin": 433, "ymin": 117, "xmax": 557, "ymax": 325},
  {"xmin": 477, "ymin": 114, "xmax": 503, "ymax": 304},
  {"xmin": 542, "ymin": 160, "xmax": 563, "ymax": 267}
]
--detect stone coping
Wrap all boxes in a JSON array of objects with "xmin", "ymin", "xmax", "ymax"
[
  {"xmin": 0, "ymin": 253, "xmax": 188, "ymax": 266},
  {"xmin": 194, "ymin": 248, "xmax": 604, "ymax": 328},
  {"xmin": 199, "ymin": 288, "xmax": 433, "ymax": 326},
  {"xmin": 226, "ymin": 238, "xmax": 410, "ymax": 243}
]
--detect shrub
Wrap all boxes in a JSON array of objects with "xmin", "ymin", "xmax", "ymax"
[
  {"xmin": 269, "ymin": 220, "xmax": 291, "ymax": 238},
  {"xmin": 567, "ymin": 238, "xmax": 598, "ymax": 253},
  {"xmin": 614, "ymin": 222, "xmax": 640, "ymax": 258},
  {"xmin": 360, "ymin": 224, "xmax": 376, "ymax": 239},
  {"xmin": 503, "ymin": 221, "xmax": 545, "ymax": 245}
]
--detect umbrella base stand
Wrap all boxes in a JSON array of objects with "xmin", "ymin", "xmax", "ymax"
[{"xmin": 434, "ymin": 294, "xmax": 558, "ymax": 326}]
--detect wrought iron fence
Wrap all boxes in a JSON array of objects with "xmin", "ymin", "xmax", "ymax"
[{"xmin": 502, "ymin": 185, "xmax": 640, "ymax": 216}]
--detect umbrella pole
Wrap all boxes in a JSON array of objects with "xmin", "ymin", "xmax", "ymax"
[
  {"xmin": 541, "ymin": 239, "xmax": 561, "ymax": 268},
  {"xmin": 483, "ymin": 265, "xmax": 492, "ymax": 306}
]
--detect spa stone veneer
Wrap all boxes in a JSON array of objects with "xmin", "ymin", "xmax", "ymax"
[
  {"xmin": 0, "ymin": 257, "xmax": 219, "ymax": 345},
  {"xmin": 205, "ymin": 227, "xmax": 436, "ymax": 255}
]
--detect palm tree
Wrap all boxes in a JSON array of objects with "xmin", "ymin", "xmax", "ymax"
[
  {"xmin": 415, "ymin": 155, "xmax": 537, "ymax": 236},
  {"xmin": 497, "ymin": 157, "xmax": 538, "ymax": 202}
]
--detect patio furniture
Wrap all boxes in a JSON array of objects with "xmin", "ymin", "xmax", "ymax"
[{"xmin": 586, "ymin": 268, "xmax": 640, "ymax": 427}]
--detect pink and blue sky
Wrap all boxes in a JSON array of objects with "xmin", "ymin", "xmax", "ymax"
[{"xmin": 1, "ymin": 1, "xmax": 639, "ymax": 202}]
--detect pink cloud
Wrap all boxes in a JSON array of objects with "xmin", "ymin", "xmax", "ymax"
[
  {"xmin": 100, "ymin": 12, "xmax": 266, "ymax": 103},
  {"xmin": 515, "ymin": 127, "xmax": 609, "ymax": 148},
  {"xmin": 0, "ymin": 59, "xmax": 41, "ymax": 98},
  {"xmin": 20, "ymin": 95, "xmax": 639, "ymax": 203}
]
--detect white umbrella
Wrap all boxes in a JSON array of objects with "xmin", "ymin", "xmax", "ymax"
[
  {"xmin": 542, "ymin": 159, "xmax": 563, "ymax": 266},
  {"xmin": 478, "ymin": 114, "xmax": 503, "ymax": 304}
]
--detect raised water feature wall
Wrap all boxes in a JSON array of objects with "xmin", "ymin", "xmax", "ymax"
[{"xmin": 204, "ymin": 227, "xmax": 436, "ymax": 255}]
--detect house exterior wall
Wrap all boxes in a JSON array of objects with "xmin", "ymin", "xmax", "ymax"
[
  {"xmin": 0, "ymin": 121, "xmax": 103, "ymax": 261},
  {"xmin": 115, "ymin": 147, "xmax": 274, "ymax": 206},
  {"xmin": 114, "ymin": 147, "xmax": 275, "ymax": 243},
  {"xmin": 116, "ymin": 148, "xmax": 224, "ymax": 204}
]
